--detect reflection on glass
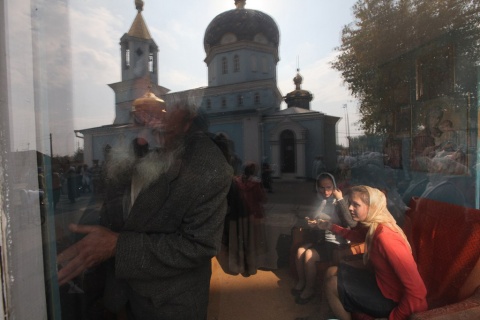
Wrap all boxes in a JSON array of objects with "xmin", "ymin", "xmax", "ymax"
[{"xmin": 1, "ymin": 0, "xmax": 480, "ymax": 319}]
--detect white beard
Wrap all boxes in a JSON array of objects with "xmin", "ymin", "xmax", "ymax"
[
  {"xmin": 105, "ymin": 144, "xmax": 136, "ymax": 183},
  {"xmin": 105, "ymin": 138, "xmax": 185, "ymax": 190},
  {"xmin": 135, "ymin": 144, "xmax": 186, "ymax": 207},
  {"xmin": 132, "ymin": 146, "xmax": 182, "ymax": 188}
]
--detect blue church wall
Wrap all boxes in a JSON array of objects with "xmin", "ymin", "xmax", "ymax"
[
  {"xmin": 304, "ymin": 121, "xmax": 327, "ymax": 179},
  {"xmin": 261, "ymin": 121, "xmax": 276, "ymax": 164},
  {"xmin": 208, "ymin": 49, "xmax": 275, "ymax": 86},
  {"xmin": 304, "ymin": 117, "xmax": 339, "ymax": 177},
  {"xmin": 208, "ymin": 122, "xmax": 244, "ymax": 162},
  {"xmin": 261, "ymin": 117, "xmax": 330, "ymax": 179},
  {"xmin": 202, "ymin": 88, "xmax": 277, "ymax": 113}
]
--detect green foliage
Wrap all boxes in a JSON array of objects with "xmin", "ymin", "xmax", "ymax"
[
  {"xmin": 332, "ymin": 0, "xmax": 480, "ymax": 134},
  {"xmin": 72, "ymin": 147, "xmax": 84, "ymax": 163}
]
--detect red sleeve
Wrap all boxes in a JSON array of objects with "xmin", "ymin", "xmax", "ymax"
[
  {"xmin": 330, "ymin": 224, "xmax": 367, "ymax": 243},
  {"xmin": 375, "ymin": 233, "xmax": 428, "ymax": 320}
]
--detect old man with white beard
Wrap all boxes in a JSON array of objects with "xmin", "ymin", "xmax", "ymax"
[{"xmin": 57, "ymin": 91, "xmax": 233, "ymax": 319}]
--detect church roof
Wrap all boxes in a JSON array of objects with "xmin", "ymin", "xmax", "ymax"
[
  {"xmin": 283, "ymin": 69, "xmax": 313, "ymax": 109},
  {"xmin": 127, "ymin": 2, "xmax": 152, "ymax": 39},
  {"xmin": 284, "ymin": 89, "xmax": 313, "ymax": 99},
  {"xmin": 274, "ymin": 107, "xmax": 318, "ymax": 115},
  {"xmin": 204, "ymin": 1, "xmax": 279, "ymax": 52}
]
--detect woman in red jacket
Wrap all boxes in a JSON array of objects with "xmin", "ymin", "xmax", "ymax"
[{"xmin": 318, "ymin": 185, "xmax": 427, "ymax": 320}]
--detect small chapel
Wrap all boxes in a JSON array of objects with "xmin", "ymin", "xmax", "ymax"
[{"xmin": 78, "ymin": 0, "xmax": 339, "ymax": 179}]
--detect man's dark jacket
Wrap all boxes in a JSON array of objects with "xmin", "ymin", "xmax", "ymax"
[{"xmin": 100, "ymin": 131, "xmax": 233, "ymax": 317}]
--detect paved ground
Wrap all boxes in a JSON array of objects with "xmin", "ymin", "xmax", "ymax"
[{"xmin": 208, "ymin": 179, "xmax": 329, "ymax": 320}]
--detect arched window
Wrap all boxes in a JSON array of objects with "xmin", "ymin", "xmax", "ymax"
[
  {"xmin": 237, "ymin": 95, "xmax": 243, "ymax": 107},
  {"xmin": 149, "ymin": 52, "xmax": 154, "ymax": 72},
  {"xmin": 254, "ymin": 92, "xmax": 260, "ymax": 105},
  {"xmin": 222, "ymin": 57, "xmax": 228, "ymax": 74},
  {"xmin": 234, "ymin": 55, "xmax": 240, "ymax": 72},
  {"xmin": 221, "ymin": 97, "xmax": 227, "ymax": 108},
  {"xmin": 280, "ymin": 130, "xmax": 296, "ymax": 173},
  {"xmin": 125, "ymin": 48, "xmax": 130, "ymax": 68}
]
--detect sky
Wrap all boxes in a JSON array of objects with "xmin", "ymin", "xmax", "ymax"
[
  {"xmin": 69, "ymin": 0, "xmax": 361, "ymax": 149},
  {"xmin": 7, "ymin": 0, "xmax": 361, "ymax": 156}
]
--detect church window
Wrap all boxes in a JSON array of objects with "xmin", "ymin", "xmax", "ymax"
[
  {"xmin": 221, "ymin": 97, "xmax": 227, "ymax": 108},
  {"xmin": 221, "ymin": 33, "xmax": 237, "ymax": 44},
  {"xmin": 254, "ymin": 33, "xmax": 268, "ymax": 44},
  {"xmin": 254, "ymin": 92, "xmax": 260, "ymax": 105},
  {"xmin": 237, "ymin": 95, "xmax": 243, "ymax": 107},
  {"xmin": 125, "ymin": 48, "xmax": 130, "ymax": 68},
  {"xmin": 251, "ymin": 55, "xmax": 257, "ymax": 72},
  {"xmin": 222, "ymin": 57, "xmax": 228, "ymax": 74},
  {"xmin": 234, "ymin": 55, "xmax": 240, "ymax": 72},
  {"xmin": 206, "ymin": 99, "xmax": 212, "ymax": 110},
  {"xmin": 136, "ymin": 47, "xmax": 143, "ymax": 56},
  {"xmin": 149, "ymin": 53, "xmax": 154, "ymax": 72}
]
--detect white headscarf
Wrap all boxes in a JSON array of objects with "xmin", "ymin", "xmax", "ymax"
[{"xmin": 358, "ymin": 186, "xmax": 411, "ymax": 264}]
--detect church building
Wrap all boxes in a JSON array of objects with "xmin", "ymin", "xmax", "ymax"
[{"xmin": 78, "ymin": 0, "xmax": 339, "ymax": 179}]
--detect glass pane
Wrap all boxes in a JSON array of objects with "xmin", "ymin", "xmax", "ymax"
[{"xmin": 1, "ymin": 0, "xmax": 479, "ymax": 319}]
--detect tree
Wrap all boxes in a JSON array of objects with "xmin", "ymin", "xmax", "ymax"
[
  {"xmin": 72, "ymin": 147, "xmax": 84, "ymax": 164},
  {"xmin": 332, "ymin": 0, "xmax": 480, "ymax": 134}
]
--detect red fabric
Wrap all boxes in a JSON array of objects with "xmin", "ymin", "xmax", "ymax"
[
  {"xmin": 233, "ymin": 176, "xmax": 266, "ymax": 218},
  {"xmin": 374, "ymin": 225, "xmax": 428, "ymax": 319},
  {"xmin": 332, "ymin": 224, "xmax": 428, "ymax": 320},
  {"xmin": 405, "ymin": 197, "xmax": 480, "ymax": 308}
]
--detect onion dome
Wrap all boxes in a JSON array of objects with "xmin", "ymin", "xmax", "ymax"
[
  {"xmin": 204, "ymin": 0, "xmax": 279, "ymax": 52},
  {"xmin": 135, "ymin": 0, "xmax": 144, "ymax": 11},
  {"xmin": 132, "ymin": 88, "xmax": 166, "ymax": 114},
  {"xmin": 293, "ymin": 72, "xmax": 303, "ymax": 90},
  {"xmin": 284, "ymin": 69, "xmax": 313, "ymax": 110}
]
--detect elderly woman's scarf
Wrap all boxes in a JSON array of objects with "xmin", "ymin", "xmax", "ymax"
[{"xmin": 361, "ymin": 186, "xmax": 411, "ymax": 264}]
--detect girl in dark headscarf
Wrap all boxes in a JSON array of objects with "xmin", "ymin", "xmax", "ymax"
[{"xmin": 291, "ymin": 173, "xmax": 355, "ymax": 304}]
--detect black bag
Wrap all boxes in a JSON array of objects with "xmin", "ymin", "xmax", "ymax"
[{"xmin": 276, "ymin": 233, "xmax": 292, "ymax": 268}]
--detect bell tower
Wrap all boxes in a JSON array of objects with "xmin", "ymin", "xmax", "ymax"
[
  {"xmin": 109, "ymin": 0, "xmax": 169, "ymax": 124},
  {"xmin": 120, "ymin": 0, "xmax": 158, "ymax": 83}
]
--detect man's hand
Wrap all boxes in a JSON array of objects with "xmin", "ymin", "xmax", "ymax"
[{"xmin": 57, "ymin": 224, "xmax": 119, "ymax": 286}]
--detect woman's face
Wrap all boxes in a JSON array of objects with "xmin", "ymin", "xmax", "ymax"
[
  {"xmin": 317, "ymin": 178, "xmax": 334, "ymax": 198},
  {"xmin": 348, "ymin": 192, "xmax": 369, "ymax": 222}
]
